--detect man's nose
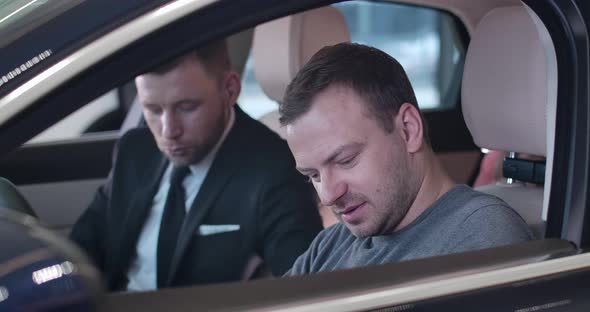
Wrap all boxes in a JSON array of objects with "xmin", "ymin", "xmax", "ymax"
[
  {"xmin": 161, "ymin": 112, "xmax": 182, "ymax": 139},
  {"xmin": 317, "ymin": 174, "xmax": 347, "ymax": 207}
]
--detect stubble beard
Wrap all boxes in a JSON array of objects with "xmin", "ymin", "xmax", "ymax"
[
  {"xmin": 355, "ymin": 152, "xmax": 418, "ymax": 238},
  {"xmin": 166, "ymin": 108, "xmax": 228, "ymax": 166}
]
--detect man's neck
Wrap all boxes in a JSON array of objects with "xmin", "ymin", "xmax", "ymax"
[{"xmin": 394, "ymin": 151, "xmax": 455, "ymax": 231}]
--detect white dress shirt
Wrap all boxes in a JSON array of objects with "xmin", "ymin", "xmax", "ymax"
[{"xmin": 126, "ymin": 109, "xmax": 235, "ymax": 291}]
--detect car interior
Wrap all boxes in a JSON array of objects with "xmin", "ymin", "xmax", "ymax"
[
  {"xmin": 8, "ymin": 1, "xmax": 549, "ymax": 236},
  {"xmin": 3, "ymin": 0, "xmax": 481, "ymax": 235},
  {"xmin": 0, "ymin": 0, "xmax": 587, "ymax": 310}
]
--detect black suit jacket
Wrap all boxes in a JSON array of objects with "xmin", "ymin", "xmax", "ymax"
[{"xmin": 70, "ymin": 107, "xmax": 322, "ymax": 291}]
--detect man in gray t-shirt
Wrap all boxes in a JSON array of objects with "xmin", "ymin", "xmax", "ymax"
[
  {"xmin": 279, "ymin": 43, "xmax": 533, "ymax": 276},
  {"xmin": 286, "ymin": 185, "xmax": 532, "ymax": 274}
]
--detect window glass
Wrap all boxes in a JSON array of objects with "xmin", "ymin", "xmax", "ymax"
[
  {"xmin": 28, "ymin": 90, "xmax": 119, "ymax": 144},
  {"xmin": 239, "ymin": 1, "xmax": 465, "ymax": 119}
]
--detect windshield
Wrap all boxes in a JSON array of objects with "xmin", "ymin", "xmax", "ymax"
[{"xmin": 0, "ymin": 0, "xmax": 84, "ymax": 48}]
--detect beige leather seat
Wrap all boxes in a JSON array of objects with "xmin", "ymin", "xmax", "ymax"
[
  {"xmin": 462, "ymin": 5, "xmax": 557, "ymax": 239},
  {"xmin": 251, "ymin": 5, "xmax": 351, "ymax": 138}
]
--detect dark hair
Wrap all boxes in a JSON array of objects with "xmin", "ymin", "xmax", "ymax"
[
  {"xmin": 149, "ymin": 40, "xmax": 231, "ymax": 77},
  {"xmin": 280, "ymin": 43, "xmax": 429, "ymax": 142}
]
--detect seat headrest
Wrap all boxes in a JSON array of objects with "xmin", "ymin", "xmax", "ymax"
[
  {"xmin": 461, "ymin": 6, "xmax": 557, "ymax": 157},
  {"xmin": 252, "ymin": 6, "xmax": 351, "ymax": 103}
]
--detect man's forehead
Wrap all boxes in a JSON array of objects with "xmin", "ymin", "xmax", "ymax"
[
  {"xmin": 287, "ymin": 118, "xmax": 360, "ymax": 169},
  {"xmin": 135, "ymin": 77, "xmax": 171, "ymax": 103},
  {"xmin": 287, "ymin": 88, "xmax": 376, "ymax": 134},
  {"xmin": 136, "ymin": 67, "xmax": 207, "ymax": 103},
  {"xmin": 135, "ymin": 72, "xmax": 175, "ymax": 95}
]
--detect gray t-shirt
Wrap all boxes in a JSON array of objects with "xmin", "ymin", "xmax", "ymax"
[{"xmin": 286, "ymin": 185, "xmax": 534, "ymax": 275}]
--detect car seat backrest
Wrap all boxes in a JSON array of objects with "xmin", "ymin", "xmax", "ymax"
[
  {"xmin": 252, "ymin": 5, "xmax": 351, "ymax": 138},
  {"xmin": 461, "ymin": 5, "xmax": 558, "ymax": 238}
]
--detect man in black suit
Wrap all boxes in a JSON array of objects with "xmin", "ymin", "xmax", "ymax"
[{"xmin": 70, "ymin": 40, "xmax": 322, "ymax": 291}]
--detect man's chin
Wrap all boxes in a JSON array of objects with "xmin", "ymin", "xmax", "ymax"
[
  {"xmin": 166, "ymin": 152, "xmax": 209, "ymax": 167},
  {"xmin": 345, "ymin": 223, "xmax": 375, "ymax": 238},
  {"xmin": 166, "ymin": 155, "xmax": 193, "ymax": 167}
]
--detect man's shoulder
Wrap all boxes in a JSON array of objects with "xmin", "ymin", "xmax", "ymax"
[
  {"xmin": 112, "ymin": 128, "xmax": 162, "ymax": 173},
  {"xmin": 237, "ymin": 110, "xmax": 288, "ymax": 149},
  {"xmin": 443, "ymin": 185, "xmax": 534, "ymax": 239},
  {"xmin": 442, "ymin": 185, "xmax": 515, "ymax": 218},
  {"xmin": 413, "ymin": 185, "xmax": 534, "ymax": 255},
  {"xmin": 425, "ymin": 185, "xmax": 531, "ymax": 233},
  {"xmin": 119, "ymin": 127, "xmax": 154, "ymax": 147},
  {"xmin": 233, "ymin": 108, "xmax": 295, "ymax": 168},
  {"xmin": 114, "ymin": 127, "xmax": 157, "ymax": 158}
]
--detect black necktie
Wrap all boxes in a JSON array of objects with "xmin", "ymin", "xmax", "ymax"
[{"xmin": 157, "ymin": 166, "xmax": 190, "ymax": 288}]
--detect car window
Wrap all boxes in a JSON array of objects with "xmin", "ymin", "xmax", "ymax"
[
  {"xmin": 27, "ymin": 89, "xmax": 121, "ymax": 144},
  {"xmin": 238, "ymin": 0, "xmax": 466, "ymax": 119}
]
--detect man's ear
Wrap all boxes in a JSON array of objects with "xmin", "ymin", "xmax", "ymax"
[
  {"xmin": 396, "ymin": 102, "xmax": 424, "ymax": 153},
  {"xmin": 222, "ymin": 71, "xmax": 241, "ymax": 105}
]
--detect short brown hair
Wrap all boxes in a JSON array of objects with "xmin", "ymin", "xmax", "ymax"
[
  {"xmin": 149, "ymin": 39, "xmax": 231, "ymax": 77},
  {"xmin": 280, "ymin": 43, "xmax": 429, "ymax": 142}
]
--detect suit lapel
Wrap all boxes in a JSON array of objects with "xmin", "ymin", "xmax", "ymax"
[
  {"xmin": 114, "ymin": 151, "xmax": 168, "ymax": 281},
  {"xmin": 166, "ymin": 108, "xmax": 249, "ymax": 285}
]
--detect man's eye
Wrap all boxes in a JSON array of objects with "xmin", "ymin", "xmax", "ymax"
[
  {"xmin": 307, "ymin": 173, "xmax": 320, "ymax": 183},
  {"xmin": 178, "ymin": 103, "xmax": 197, "ymax": 112},
  {"xmin": 146, "ymin": 106, "xmax": 162, "ymax": 115},
  {"xmin": 338, "ymin": 155, "xmax": 357, "ymax": 167},
  {"xmin": 340, "ymin": 158, "xmax": 353, "ymax": 164}
]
